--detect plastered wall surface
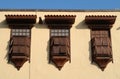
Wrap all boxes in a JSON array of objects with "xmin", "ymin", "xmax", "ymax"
[{"xmin": 0, "ymin": 11, "xmax": 120, "ymax": 79}]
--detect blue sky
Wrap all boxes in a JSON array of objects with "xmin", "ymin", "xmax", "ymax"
[{"xmin": 0, "ymin": 0, "xmax": 120, "ymax": 9}]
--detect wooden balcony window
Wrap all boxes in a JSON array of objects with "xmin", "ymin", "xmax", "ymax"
[
  {"xmin": 50, "ymin": 37, "xmax": 70, "ymax": 70},
  {"xmin": 85, "ymin": 15, "xmax": 116, "ymax": 71},
  {"xmin": 5, "ymin": 14, "xmax": 36, "ymax": 70},
  {"xmin": 9, "ymin": 36, "xmax": 30, "ymax": 70},
  {"xmin": 92, "ymin": 37, "xmax": 111, "ymax": 47},
  {"xmin": 45, "ymin": 15, "xmax": 75, "ymax": 70}
]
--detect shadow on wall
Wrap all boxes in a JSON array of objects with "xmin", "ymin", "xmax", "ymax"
[
  {"xmin": 75, "ymin": 20, "xmax": 91, "ymax": 61},
  {"xmin": 46, "ymin": 40, "xmax": 50, "ymax": 63},
  {"xmin": 35, "ymin": 20, "xmax": 57, "ymax": 68},
  {"xmin": 46, "ymin": 40, "xmax": 57, "ymax": 69},
  {"xmin": 0, "ymin": 20, "xmax": 14, "ymax": 67},
  {"xmin": 88, "ymin": 41, "xmax": 92, "ymax": 63},
  {"xmin": 88, "ymin": 40, "xmax": 99, "ymax": 68},
  {"xmin": 0, "ymin": 20, "xmax": 10, "ymax": 62},
  {"xmin": 34, "ymin": 23, "xmax": 48, "ymax": 29},
  {"xmin": 117, "ymin": 27, "xmax": 120, "ymax": 30},
  {"xmin": 34, "ymin": 20, "xmax": 48, "ymax": 29},
  {"xmin": 4, "ymin": 37, "xmax": 16, "ymax": 68},
  {"xmin": 75, "ymin": 20, "xmax": 99, "ymax": 68},
  {"xmin": 75, "ymin": 20, "xmax": 88, "ymax": 29},
  {"xmin": 0, "ymin": 20, "xmax": 9, "ymax": 28},
  {"xmin": 36, "ymin": 21, "xmax": 57, "ymax": 68},
  {"xmin": 4, "ymin": 41, "xmax": 10, "ymax": 61}
]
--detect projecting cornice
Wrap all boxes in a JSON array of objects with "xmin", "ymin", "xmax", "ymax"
[
  {"xmin": 85, "ymin": 15, "xmax": 116, "ymax": 24},
  {"xmin": 5, "ymin": 15, "xmax": 37, "ymax": 24},
  {"xmin": 44, "ymin": 15, "xmax": 76, "ymax": 29},
  {"xmin": 85, "ymin": 15, "xmax": 117, "ymax": 29},
  {"xmin": 45, "ymin": 15, "xmax": 76, "ymax": 24}
]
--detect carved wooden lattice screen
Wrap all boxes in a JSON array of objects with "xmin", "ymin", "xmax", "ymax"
[
  {"xmin": 5, "ymin": 15, "xmax": 36, "ymax": 70},
  {"xmin": 44, "ymin": 15, "xmax": 76, "ymax": 70},
  {"xmin": 85, "ymin": 15, "xmax": 116, "ymax": 71}
]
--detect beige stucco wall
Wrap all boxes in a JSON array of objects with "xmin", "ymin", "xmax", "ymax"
[{"xmin": 0, "ymin": 11, "xmax": 120, "ymax": 79}]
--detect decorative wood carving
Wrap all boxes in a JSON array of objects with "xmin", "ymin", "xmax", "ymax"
[
  {"xmin": 9, "ymin": 36, "xmax": 30, "ymax": 70},
  {"xmin": 45, "ymin": 15, "xmax": 76, "ymax": 29},
  {"xmin": 45, "ymin": 15, "xmax": 76, "ymax": 70},
  {"xmin": 52, "ymin": 56, "xmax": 69, "ymax": 70},
  {"xmin": 5, "ymin": 15, "xmax": 36, "ymax": 24},
  {"xmin": 50, "ymin": 37, "xmax": 70, "ymax": 70},
  {"xmin": 85, "ymin": 15, "xmax": 116, "ymax": 71},
  {"xmin": 5, "ymin": 15, "xmax": 36, "ymax": 70}
]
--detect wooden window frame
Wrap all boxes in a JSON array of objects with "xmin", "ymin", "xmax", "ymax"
[
  {"xmin": 11, "ymin": 28, "xmax": 31, "ymax": 37},
  {"xmin": 85, "ymin": 15, "xmax": 116, "ymax": 71},
  {"xmin": 5, "ymin": 15, "xmax": 36, "ymax": 70},
  {"xmin": 50, "ymin": 29, "xmax": 70, "ymax": 37},
  {"xmin": 44, "ymin": 15, "xmax": 76, "ymax": 70}
]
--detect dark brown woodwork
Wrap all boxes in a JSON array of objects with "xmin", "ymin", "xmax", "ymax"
[
  {"xmin": 9, "ymin": 37, "xmax": 30, "ymax": 56},
  {"xmin": 9, "ymin": 36, "xmax": 30, "ymax": 70},
  {"xmin": 45, "ymin": 15, "xmax": 76, "ymax": 29},
  {"xmin": 8, "ymin": 24, "xmax": 34, "ymax": 29},
  {"xmin": 85, "ymin": 15, "xmax": 116, "ymax": 25},
  {"xmin": 5, "ymin": 15, "xmax": 36, "ymax": 70},
  {"xmin": 50, "ymin": 37, "xmax": 70, "ymax": 70},
  {"xmin": 45, "ymin": 15, "xmax": 76, "ymax": 70},
  {"xmin": 52, "ymin": 56, "xmax": 69, "ymax": 70},
  {"xmin": 85, "ymin": 15, "xmax": 116, "ymax": 71},
  {"xmin": 10, "ymin": 56, "xmax": 28, "ymax": 70},
  {"xmin": 85, "ymin": 15, "xmax": 116, "ymax": 29},
  {"xmin": 5, "ymin": 15, "xmax": 37, "ymax": 24}
]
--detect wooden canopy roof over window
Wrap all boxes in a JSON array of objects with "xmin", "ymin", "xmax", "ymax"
[
  {"xmin": 45, "ymin": 15, "xmax": 76, "ymax": 29},
  {"xmin": 85, "ymin": 15, "xmax": 116, "ymax": 24},
  {"xmin": 5, "ymin": 15, "xmax": 37, "ymax": 28},
  {"xmin": 85, "ymin": 15, "xmax": 116, "ymax": 29},
  {"xmin": 5, "ymin": 15, "xmax": 37, "ymax": 24}
]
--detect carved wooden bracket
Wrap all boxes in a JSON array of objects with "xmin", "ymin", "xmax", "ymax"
[
  {"xmin": 10, "ymin": 56, "xmax": 28, "ymax": 70},
  {"xmin": 5, "ymin": 15, "xmax": 36, "ymax": 70},
  {"xmin": 52, "ymin": 56, "xmax": 69, "ymax": 70},
  {"xmin": 45, "ymin": 15, "xmax": 76, "ymax": 70},
  {"xmin": 85, "ymin": 15, "xmax": 116, "ymax": 71}
]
